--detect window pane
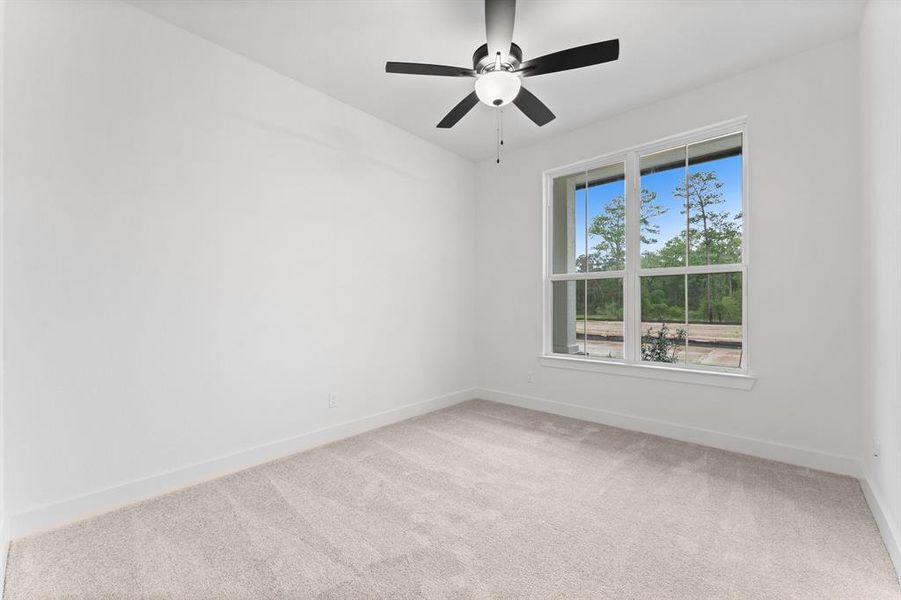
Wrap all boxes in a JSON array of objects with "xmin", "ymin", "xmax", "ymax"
[
  {"xmin": 640, "ymin": 147, "xmax": 687, "ymax": 268},
  {"xmin": 551, "ymin": 172, "xmax": 587, "ymax": 274},
  {"xmin": 552, "ymin": 280, "xmax": 585, "ymax": 355},
  {"xmin": 585, "ymin": 164, "xmax": 626, "ymax": 272},
  {"xmin": 687, "ymin": 272, "xmax": 743, "ymax": 368},
  {"xmin": 687, "ymin": 133, "xmax": 743, "ymax": 266},
  {"xmin": 640, "ymin": 275, "xmax": 686, "ymax": 364},
  {"xmin": 584, "ymin": 278, "xmax": 624, "ymax": 359}
]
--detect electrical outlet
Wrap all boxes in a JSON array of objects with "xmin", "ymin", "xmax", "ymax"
[
  {"xmin": 328, "ymin": 393, "xmax": 337, "ymax": 409},
  {"xmin": 874, "ymin": 441, "xmax": 881, "ymax": 458},
  {"xmin": 527, "ymin": 370, "xmax": 534, "ymax": 384}
]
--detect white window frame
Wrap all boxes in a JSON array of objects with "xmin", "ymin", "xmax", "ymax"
[{"xmin": 540, "ymin": 118, "xmax": 755, "ymax": 390}]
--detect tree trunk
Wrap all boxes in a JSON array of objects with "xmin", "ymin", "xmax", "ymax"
[{"xmin": 696, "ymin": 190, "xmax": 713, "ymax": 323}]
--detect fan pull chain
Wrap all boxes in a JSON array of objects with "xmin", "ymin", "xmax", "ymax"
[
  {"xmin": 496, "ymin": 108, "xmax": 500, "ymax": 164},
  {"xmin": 496, "ymin": 107, "xmax": 504, "ymax": 164}
]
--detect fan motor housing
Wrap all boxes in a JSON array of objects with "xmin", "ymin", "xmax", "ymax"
[{"xmin": 473, "ymin": 43, "xmax": 523, "ymax": 73}]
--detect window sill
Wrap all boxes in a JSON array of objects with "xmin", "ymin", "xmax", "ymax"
[{"xmin": 538, "ymin": 355, "xmax": 756, "ymax": 390}]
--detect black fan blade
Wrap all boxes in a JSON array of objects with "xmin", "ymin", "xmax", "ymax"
[
  {"xmin": 513, "ymin": 87, "xmax": 555, "ymax": 126},
  {"xmin": 386, "ymin": 62, "xmax": 476, "ymax": 77},
  {"xmin": 437, "ymin": 92, "xmax": 480, "ymax": 128},
  {"xmin": 519, "ymin": 39, "xmax": 619, "ymax": 77},
  {"xmin": 485, "ymin": 0, "xmax": 516, "ymax": 61}
]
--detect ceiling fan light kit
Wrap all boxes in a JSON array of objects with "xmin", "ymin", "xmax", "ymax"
[
  {"xmin": 386, "ymin": 0, "xmax": 620, "ymax": 155},
  {"xmin": 475, "ymin": 70, "xmax": 521, "ymax": 107}
]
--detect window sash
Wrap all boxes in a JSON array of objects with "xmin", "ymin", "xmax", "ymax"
[
  {"xmin": 543, "ymin": 118, "xmax": 749, "ymax": 373},
  {"xmin": 549, "ymin": 262, "xmax": 743, "ymax": 282}
]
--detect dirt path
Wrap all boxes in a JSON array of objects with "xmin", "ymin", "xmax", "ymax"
[{"xmin": 576, "ymin": 320, "xmax": 741, "ymax": 344}]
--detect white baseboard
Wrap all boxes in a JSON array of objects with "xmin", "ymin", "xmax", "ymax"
[
  {"xmin": 476, "ymin": 388, "xmax": 861, "ymax": 477},
  {"xmin": 8, "ymin": 388, "xmax": 476, "ymax": 540},
  {"xmin": 6, "ymin": 387, "xmax": 864, "ymax": 544},
  {"xmin": 861, "ymin": 477, "xmax": 901, "ymax": 581}
]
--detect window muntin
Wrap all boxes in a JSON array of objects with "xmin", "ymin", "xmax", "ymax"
[
  {"xmin": 551, "ymin": 280, "xmax": 584, "ymax": 355},
  {"xmin": 551, "ymin": 164, "xmax": 626, "ymax": 275},
  {"xmin": 686, "ymin": 134, "xmax": 743, "ymax": 267},
  {"xmin": 550, "ymin": 162, "xmax": 627, "ymax": 362},
  {"xmin": 686, "ymin": 272, "xmax": 742, "ymax": 368},
  {"xmin": 550, "ymin": 174, "xmax": 584, "ymax": 274},
  {"xmin": 546, "ymin": 124, "xmax": 747, "ymax": 374},
  {"xmin": 640, "ymin": 274, "xmax": 686, "ymax": 364},
  {"xmin": 640, "ymin": 147, "xmax": 686, "ymax": 269},
  {"xmin": 585, "ymin": 278, "xmax": 625, "ymax": 359},
  {"xmin": 584, "ymin": 164, "xmax": 627, "ymax": 272}
]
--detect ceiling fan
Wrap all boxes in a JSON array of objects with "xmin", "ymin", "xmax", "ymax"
[{"xmin": 385, "ymin": 0, "xmax": 620, "ymax": 129}]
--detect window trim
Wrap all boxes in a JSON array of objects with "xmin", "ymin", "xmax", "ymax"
[
  {"xmin": 541, "ymin": 117, "xmax": 752, "ymax": 386},
  {"xmin": 538, "ymin": 355, "xmax": 756, "ymax": 390}
]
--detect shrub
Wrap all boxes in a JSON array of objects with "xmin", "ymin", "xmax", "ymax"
[{"xmin": 640, "ymin": 323, "xmax": 686, "ymax": 363}]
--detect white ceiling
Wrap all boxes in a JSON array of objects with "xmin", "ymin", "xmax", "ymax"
[{"xmin": 128, "ymin": 0, "xmax": 864, "ymax": 161}]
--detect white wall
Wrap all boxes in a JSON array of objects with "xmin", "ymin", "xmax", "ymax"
[
  {"xmin": 475, "ymin": 38, "xmax": 861, "ymax": 472},
  {"xmin": 859, "ymin": 0, "xmax": 901, "ymax": 570},
  {"xmin": 0, "ymin": 0, "xmax": 889, "ymax": 558},
  {"xmin": 1, "ymin": 0, "xmax": 476, "ymax": 531},
  {"xmin": 0, "ymin": 0, "xmax": 7, "ymax": 587}
]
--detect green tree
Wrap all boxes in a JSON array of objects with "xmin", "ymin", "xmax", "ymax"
[
  {"xmin": 587, "ymin": 189, "xmax": 665, "ymax": 270},
  {"xmin": 674, "ymin": 171, "xmax": 742, "ymax": 321},
  {"xmin": 641, "ymin": 234, "xmax": 686, "ymax": 269}
]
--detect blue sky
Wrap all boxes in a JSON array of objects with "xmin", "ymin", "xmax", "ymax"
[{"xmin": 574, "ymin": 155, "xmax": 742, "ymax": 260}]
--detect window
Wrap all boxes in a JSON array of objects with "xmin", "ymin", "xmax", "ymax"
[{"xmin": 544, "ymin": 121, "xmax": 748, "ymax": 378}]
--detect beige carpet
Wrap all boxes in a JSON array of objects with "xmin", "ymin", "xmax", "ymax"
[{"xmin": 4, "ymin": 400, "xmax": 899, "ymax": 599}]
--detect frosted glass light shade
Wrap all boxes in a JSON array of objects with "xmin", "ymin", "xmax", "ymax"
[{"xmin": 474, "ymin": 71, "xmax": 521, "ymax": 107}]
